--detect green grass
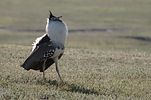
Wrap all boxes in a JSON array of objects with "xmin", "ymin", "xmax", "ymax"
[{"xmin": 0, "ymin": 0, "xmax": 151, "ymax": 99}]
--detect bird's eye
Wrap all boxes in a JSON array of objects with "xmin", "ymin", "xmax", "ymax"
[{"xmin": 51, "ymin": 17, "xmax": 57, "ymax": 20}]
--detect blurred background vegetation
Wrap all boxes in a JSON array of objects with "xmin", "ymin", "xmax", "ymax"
[
  {"xmin": 0, "ymin": 0, "xmax": 151, "ymax": 30},
  {"xmin": 0, "ymin": 0, "xmax": 151, "ymax": 50},
  {"xmin": 0, "ymin": 0, "xmax": 150, "ymax": 28}
]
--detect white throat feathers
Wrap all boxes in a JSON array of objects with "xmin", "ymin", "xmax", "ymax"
[{"xmin": 46, "ymin": 18, "xmax": 68, "ymax": 45}]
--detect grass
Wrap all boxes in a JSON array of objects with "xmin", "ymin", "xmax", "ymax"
[
  {"xmin": 0, "ymin": 32, "xmax": 151, "ymax": 100},
  {"xmin": 0, "ymin": 42, "xmax": 151, "ymax": 99},
  {"xmin": 0, "ymin": 0, "xmax": 151, "ymax": 99}
]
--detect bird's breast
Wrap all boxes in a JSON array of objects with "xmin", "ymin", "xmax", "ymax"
[{"xmin": 46, "ymin": 21, "xmax": 68, "ymax": 45}]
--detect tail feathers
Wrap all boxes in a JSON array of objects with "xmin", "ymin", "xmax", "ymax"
[
  {"xmin": 20, "ymin": 64, "xmax": 30, "ymax": 71},
  {"xmin": 20, "ymin": 58, "xmax": 55, "ymax": 72}
]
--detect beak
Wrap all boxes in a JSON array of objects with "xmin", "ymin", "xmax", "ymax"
[{"xmin": 57, "ymin": 16, "xmax": 62, "ymax": 19}]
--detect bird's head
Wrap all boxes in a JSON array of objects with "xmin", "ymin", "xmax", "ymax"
[{"xmin": 48, "ymin": 11, "xmax": 62, "ymax": 22}]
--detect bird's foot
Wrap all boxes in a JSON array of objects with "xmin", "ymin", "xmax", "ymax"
[
  {"xmin": 44, "ymin": 78, "xmax": 46, "ymax": 81},
  {"xmin": 42, "ymin": 77, "xmax": 47, "ymax": 83},
  {"xmin": 56, "ymin": 80, "xmax": 65, "ymax": 88}
]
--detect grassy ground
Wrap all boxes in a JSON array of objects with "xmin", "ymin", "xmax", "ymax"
[{"xmin": 0, "ymin": 0, "xmax": 151, "ymax": 99}]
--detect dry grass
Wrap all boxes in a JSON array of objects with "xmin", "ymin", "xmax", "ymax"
[{"xmin": 0, "ymin": 32, "xmax": 151, "ymax": 99}]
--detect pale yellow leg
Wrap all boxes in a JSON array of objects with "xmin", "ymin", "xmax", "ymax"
[
  {"xmin": 54, "ymin": 57, "xmax": 63, "ymax": 83},
  {"xmin": 43, "ymin": 60, "xmax": 47, "ymax": 81}
]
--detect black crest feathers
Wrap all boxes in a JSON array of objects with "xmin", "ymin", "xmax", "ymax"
[{"xmin": 49, "ymin": 10, "xmax": 54, "ymax": 18}]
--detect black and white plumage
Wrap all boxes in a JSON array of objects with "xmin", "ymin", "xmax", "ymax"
[{"xmin": 21, "ymin": 11, "xmax": 68, "ymax": 81}]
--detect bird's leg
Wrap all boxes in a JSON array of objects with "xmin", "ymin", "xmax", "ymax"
[
  {"xmin": 54, "ymin": 57, "xmax": 63, "ymax": 83},
  {"xmin": 43, "ymin": 59, "xmax": 47, "ymax": 81}
]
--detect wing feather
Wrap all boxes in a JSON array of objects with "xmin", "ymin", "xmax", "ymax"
[
  {"xmin": 32, "ymin": 34, "xmax": 50, "ymax": 52},
  {"xmin": 21, "ymin": 38, "xmax": 64, "ymax": 72}
]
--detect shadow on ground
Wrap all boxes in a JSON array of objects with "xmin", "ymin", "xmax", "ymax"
[{"xmin": 46, "ymin": 80, "xmax": 100, "ymax": 95}]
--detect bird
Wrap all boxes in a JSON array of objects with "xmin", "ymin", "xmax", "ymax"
[{"xmin": 21, "ymin": 11, "xmax": 68, "ymax": 82}]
